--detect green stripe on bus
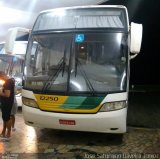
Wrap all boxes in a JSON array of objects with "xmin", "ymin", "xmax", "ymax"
[
  {"xmin": 61, "ymin": 96, "xmax": 105, "ymax": 109},
  {"xmin": 78, "ymin": 96, "xmax": 104, "ymax": 109}
]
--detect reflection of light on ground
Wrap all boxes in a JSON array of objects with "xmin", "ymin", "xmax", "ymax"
[
  {"xmin": 25, "ymin": 126, "xmax": 38, "ymax": 152},
  {"xmin": 0, "ymin": 143, "xmax": 5, "ymax": 153},
  {"xmin": 26, "ymin": 126, "xmax": 37, "ymax": 142}
]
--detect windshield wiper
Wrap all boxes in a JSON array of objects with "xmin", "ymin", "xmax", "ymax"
[
  {"xmin": 75, "ymin": 59, "xmax": 95, "ymax": 95},
  {"xmin": 41, "ymin": 46, "xmax": 67, "ymax": 92},
  {"xmin": 41, "ymin": 58, "xmax": 64, "ymax": 92},
  {"xmin": 62, "ymin": 48, "xmax": 66, "ymax": 76}
]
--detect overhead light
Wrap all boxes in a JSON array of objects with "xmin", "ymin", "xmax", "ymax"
[
  {"xmin": 0, "ymin": 6, "xmax": 35, "ymax": 25},
  {"xmin": 0, "ymin": 7, "xmax": 23, "ymax": 24}
]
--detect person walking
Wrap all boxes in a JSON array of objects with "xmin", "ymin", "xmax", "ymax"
[{"xmin": 0, "ymin": 71, "xmax": 15, "ymax": 140}]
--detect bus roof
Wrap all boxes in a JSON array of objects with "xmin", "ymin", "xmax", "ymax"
[
  {"xmin": 33, "ymin": 5, "xmax": 129, "ymax": 32},
  {"xmin": 40, "ymin": 5, "xmax": 128, "ymax": 14}
]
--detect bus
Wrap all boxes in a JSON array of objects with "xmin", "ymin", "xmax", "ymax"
[
  {"xmin": 0, "ymin": 30, "xmax": 29, "ymax": 107},
  {"xmin": 5, "ymin": 5, "xmax": 142, "ymax": 133},
  {"xmin": 0, "ymin": 42, "xmax": 5, "ymax": 54}
]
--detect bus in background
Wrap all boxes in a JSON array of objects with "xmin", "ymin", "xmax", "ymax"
[
  {"xmin": 0, "ymin": 28, "xmax": 29, "ymax": 107},
  {"xmin": 0, "ymin": 41, "xmax": 27, "ymax": 107},
  {"xmin": 5, "ymin": 5, "xmax": 142, "ymax": 134},
  {"xmin": 0, "ymin": 42, "xmax": 5, "ymax": 54}
]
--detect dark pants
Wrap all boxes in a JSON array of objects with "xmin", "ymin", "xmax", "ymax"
[{"xmin": 1, "ymin": 104, "xmax": 12, "ymax": 122}]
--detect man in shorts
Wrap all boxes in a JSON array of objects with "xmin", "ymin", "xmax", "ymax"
[{"xmin": 0, "ymin": 71, "xmax": 15, "ymax": 139}]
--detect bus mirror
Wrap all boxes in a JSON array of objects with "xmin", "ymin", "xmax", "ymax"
[
  {"xmin": 5, "ymin": 27, "xmax": 30, "ymax": 54},
  {"xmin": 130, "ymin": 22, "xmax": 143, "ymax": 59}
]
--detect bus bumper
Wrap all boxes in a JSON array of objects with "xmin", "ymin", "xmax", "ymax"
[{"xmin": 23, "ymin": 106, "xmax": 127, "ymax": 133}]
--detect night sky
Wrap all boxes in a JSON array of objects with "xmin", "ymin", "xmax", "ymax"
[{"xmin": 101, "ymin": 0, "xmax": 160, "ymax": 86}]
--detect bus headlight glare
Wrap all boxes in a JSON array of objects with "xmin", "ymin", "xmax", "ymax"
[
  {"xmin": 22, "ymin": 97, "xmax": 38, "ymax": 108},
  {"xmin": 99, "ymin": 101, "xmax": 127, "ymax": 112}
]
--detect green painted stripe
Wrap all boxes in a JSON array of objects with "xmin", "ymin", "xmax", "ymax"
[
  {"xmin": 61, "ymin": 96, "xmax": 105, "ymax": 109},
  {"xmin": 79, "ymin": 96, "xmax": 104, "ymax": 109},
  {"xmin": 61, "ymin": 96, "xmax": 86, "ymax": 109}
]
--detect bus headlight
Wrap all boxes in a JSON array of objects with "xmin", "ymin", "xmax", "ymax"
[
  {"xmin": 99, "ymin": 101, "xmax": 127, "ymax": 112},
  {"xmin": 22, "ymin": 97, "xmax": 39, "ymax": 108}
]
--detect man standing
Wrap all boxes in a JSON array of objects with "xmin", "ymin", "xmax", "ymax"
[{"xmin": 0, "ymin": 71, "xmax": 15, "ymax": 140}]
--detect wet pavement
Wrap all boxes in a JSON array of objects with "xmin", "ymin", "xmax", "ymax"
[
  {"xmin": 0, "ymin": 108, "xmax": 160, "ymax": 159},
  {"xmin": 0, "ymin": 91, "xmax": 160, "ymax": 158}
]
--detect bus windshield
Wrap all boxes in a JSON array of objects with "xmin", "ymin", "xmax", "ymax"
[{"xmin": 24, "ymin": 32, "xmax": 128, "ymax": 94}]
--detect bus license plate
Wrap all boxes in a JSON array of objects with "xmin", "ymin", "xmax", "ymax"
[{"xmin": 59, "ymin": 119, "xmax": 76, "ymax": 125}]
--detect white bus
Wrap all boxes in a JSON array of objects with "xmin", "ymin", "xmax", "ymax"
[
  {"xmin": 0, "ymin": 40, "xmax": 28, "ymax": 107},
  {"xmin": 5, "ymin": 5, "xmax": 142, "ymax": 133}
]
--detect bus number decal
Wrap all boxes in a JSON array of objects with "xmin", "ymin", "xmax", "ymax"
[{"xmin": 39, "ymin": 96, "xmax": 58, "ymax": 101}]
